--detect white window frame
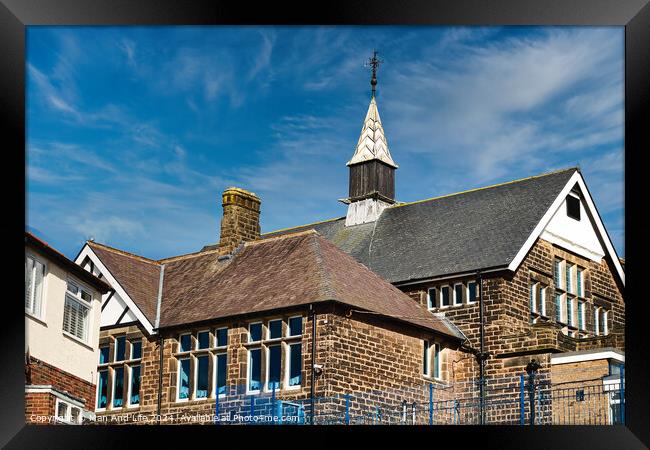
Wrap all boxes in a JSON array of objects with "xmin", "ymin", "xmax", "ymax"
[
  {"xmin": 95, "ymin": 368, "xmax": 109, "ymax": 412},
  {"xmin": 568, "ymin": 297, "xmax": 576, "ymax": 328},
  {"xmin": 540, "ymin": 287, "xmax": 547, "ymax": 317},
  {"xmin": 213, "ymin": 350, "xmax": 227, "ymax": 398},
  {"xmin": 440, "ymin": 285, "xmax": 451, "ymax": 309},
  {"xmin": 178, "ymin": 332, "xmax": 192, "ymax": 353},
  {"xmin": 603, "ymin": 310, "xmax": 609, "ymax": 335},
  {"xmin": 577, "ymin": 268, "xmax": 584, "ymax": 297},
  {"xmin": 453, "ymin": 283, "xmax": 464, "ymax": 306},
  {"xmin": 578, "ymin": 300, "xmax": 586, "ymax": 331},
  {"xmin": 285, "ymin": 341, "xmax": 302, "ymax": 390},
  {"xmin": 595, "ymin": 307, "xmax": 601, "ymax": 335},
  {"xmin": 196, "ymin": 329, "xmax": 211, "ymax": 350},
  {"xmin": 247, "ymin": 347, "xmax": 263, "ymax": 394},
  {"xmin": 467, "ymin": 281, "xmax": 477, "ymax": 304},
  {"xmin": 193, "ymin": 353, "xmax": 211, "ymax": 401},
  {"xmin": 427, "ymin": 288, "xmax": 436, "ymax": 310},
  {"xmin": 265, "ymin": 343, "xmax": 283, "ymax": 392},
  {"xmin": 554, "ymin": 259, "xmax": 564, "ymax": 289},
  {"xmin": 55, "ymin": 398, "xmax": 82, "ymax": 424},
  {"xmin": 287, "ymin": 315, "xmax": 303, "ymax": 337},
  {"xmin": 126, "ymin": 363, "xmax": 141, "ymax": 408},
  {"xmin": 129, "ymin": 340, "xmax": 142, "ymax": 361},
  {"xmin": 62, "ymin": 278, "xmax": 93, "ymax": 344},
  {"xmin": 530, "ymin": 282, "xmax": 538, "ymax": 314},
  {"xmin": 25, "ymin": 253, "xmax": 47, "ymax": 320},
  {"xmin": 114, "ymin": 335, "xmax": 127, "ymax": 363},
  {"xmin": 215, "ymin": 327, "xmax": 228, "ymax": 349},
  {"xmin": 111, "ymin": 365, "xmax": 126, "ymax": 409},
  {"xmin": 267, "ymin": 318, "xmax": 284, "ymax": 341},
  {"xmin": 423, "ymin": 340, "xmax": 442, "ymax": 381},
  {"xmin": 248, "ymin": 322, "xmax": 263, "ymax": 343},
  {"xmin": 176, "ymin": 356, "xmax": 191, "ymax": 402}
]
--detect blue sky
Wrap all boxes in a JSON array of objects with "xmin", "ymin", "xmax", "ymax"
[{"xmin": 26, "ymin": 26, "xmax": 625, "ymax": 260}]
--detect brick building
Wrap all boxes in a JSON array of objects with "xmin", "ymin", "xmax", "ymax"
[
  {"xmin": 69, "ymin": 78, "xmax": 624, "ymax": 425},
  {"xmin": 24, "ymin": 232, "xmax": 112, "ymax": 424}
]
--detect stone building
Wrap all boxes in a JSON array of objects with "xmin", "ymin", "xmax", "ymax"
[
  {"xmin": 70, "ymin": 77, "xmax": 624, "ymax": 425},
  {"xmin": 24, "ymin": 232, "xmax": 112, "ymax": 424}
]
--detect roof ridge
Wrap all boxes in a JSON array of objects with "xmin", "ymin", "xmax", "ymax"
[
  {"xmin": 159, "ymin": 248, "xmax": 224, "ymax": 264},
  {"xmin": 261, "ymin": 216, "xmax": 345, "ymax": 237},
  {"xmin": 87, "ymin": 241, "xmax": 160, "ymax": 266},
  {"xmin": 391, "ymin": 166, "xmax": 579, "ymax": 210},
  {"xmin": 245, "ymin": 229, "xmax": 318, "ymax": 247}
]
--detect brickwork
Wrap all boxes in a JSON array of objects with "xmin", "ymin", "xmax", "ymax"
[
  {"xmin": 218, "ymin": 187, "xmax": 261, "ymax": 254},
  {"xmin": 26, "ymin": 356, "xmax": 96, "ymax": 409},
  {"xmin": 25, "ymin": 392, "xmax": 56, "ymax": 424}
]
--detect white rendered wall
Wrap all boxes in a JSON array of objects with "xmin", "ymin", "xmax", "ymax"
[
  {"xmin": 541, "ymin": 193, "xmax": 606, "ymax": 262},
  {"xmin": 25, "ymin": 248, "xmax": 102, "ymax": 384},
  {"xmin": 346, "ymin": 198, "xmax": 391, "ymax": 226}
]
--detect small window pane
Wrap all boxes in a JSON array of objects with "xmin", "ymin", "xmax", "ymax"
[
  {"xmin": 196, "ymin": 355, "xmax": 209, "ymax": 398},
  {"xmin": 57, "ymin": 401, "xmax": 68, "ymax": 420},
  {"xmin": 567, "ymin": 195, "xmax": 581, "ymax": 220},
  {"xmin": 268, "ymin": 345, "xmax": 281, "ymax": 390},
  {"xmin": 441, "ymin": 287, "xmax": 450, "ymax": 307},
  {"xmin": 433, "ymin": 344, "xmax": 440, "ymax": 379},
  {"xmin": 97, "ymin": 370, "xmax": 108, "ymax": 409},
  {"xmin": 249, "ymin": 323, "xmax": 262, "ymax": 342},
  {"xmin": 555, "ymin": 294, "xmax": 562, "ymax": 322},
  {"xmin": 554, "ymin": 260, "xmax": 562, "ymax": 288},
  {"xmin": 113, "ymin": 367, "xmax": 124, "ymax": 407},
  {"xmin": 289, "ymin": 343, "xmax": 302, "ymax": 387},
  {"xmin": 288, "ymin": 317, "xmax": 302, "ymax": 336},
  {"xmin": 67, "ymin": 282, "xmax": 79, "ymax": 295},
  {"xmin": 130, "ymin": 365, "xmax": 141, "ymax": 405},
  {"xmin": 216, "ymin": 328, "xmax": 228, "ymax": 347},
  {"xmin": 99, "ymin": 346, "xmax": 110, "ymax": 364},
  {"xmin": 468, "ymin": 283, "xmax": 477, "ymax": 303},
  {"xmin": 454, "ymin": 285, "xmax": 463, "ymax": 305},
  {"xmin": 567, "ymin": 298, "xmax": 574, "ymax": 326},
  {"xmin": 249, "ymin": 349, "xmax": 262, "ymax": 391},
  {"xmin": 216, "ymin": 353, "xmax": 227, "ymax": 395},
  {"xmin": 197, "ymin": 331, "xmax": 210, "ymax": 350},
  {"xmin": 70, "ymin": 407, "xmax": 80, "ymax": 424},
  {"xmin": 577, "ymin": 269, "xmax": 583, "ymax": 297},
  {"xmin": 115, "ymin": 336, "xmax": 126, "ymax": 361},
  {"xmin": 427, "ymin": 288, "xmax": 436, "ymax": 309},
  {"xmin": 423, "ymin": 341, "xmax": 429, "ymax": 376},
  {"xmin": 80, "ymin": 290, "xmax": 92, "ymax": 302},
  {"xmin": 179, "ymin": 334, "xmax": 192, "ymax": 352},
  {"xmin": 178, "ymin": 358, "xmax": 190, "ymax": 400},
  {"xmin": 131, "ymin": 341, "xmax": 142, "ymax": 360},
  {"xmin": 268, "ymin": 320, "xmax": 283, "ymax": 339}
]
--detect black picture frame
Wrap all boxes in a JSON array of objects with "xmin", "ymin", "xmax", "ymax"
[{"xmin": 2, "ymin": 0, "xmax": 648, "ymax": 448}]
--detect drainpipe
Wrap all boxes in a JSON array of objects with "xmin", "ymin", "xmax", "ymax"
[
  {"xmin": 309, "ymin": 304, "xmax": 317, "ymax": 425},
  {"xmin": 157, "ymin": 334, "xmax": 164, "ymax": 424},
  {"xmin": 477, "ymin": 270, "xmax": 486, "ymax": 425}
]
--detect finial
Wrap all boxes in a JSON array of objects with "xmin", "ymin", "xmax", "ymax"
[{"xmin": 365, "ymin": 50, "xmax": 383, "ymax": 98}]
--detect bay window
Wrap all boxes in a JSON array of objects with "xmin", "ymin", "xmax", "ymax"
[{"xmin": 63, "ymin": 280, "xmax": 91, "ymax": 342}]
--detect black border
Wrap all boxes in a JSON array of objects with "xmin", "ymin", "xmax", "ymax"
[{"xmin": 2, "ymin": 0, "xmax": 648, "ymax": 448}]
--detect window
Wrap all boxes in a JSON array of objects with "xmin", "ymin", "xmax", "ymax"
[
  {"xmin": 97, "ymin": 370, "xmax": 108, "ymax": 409},
  {"xmin": 99, "ymin": 345, "xmax": 110, "ymax": 364},
  {"xmin": 427, "ymin": 288, "xmax": 436, "ymax": 309},
  {"xmin": 129, "ymin": 365, "xmax": 141, "ymax": 406},
  {"xmin": 530, "ymin": 283, "xmax": 538, "ymax": 313},
  {"xmin": 555, "ymin": 294, "xmax": 564, "ymax": 323},
  {"xmin": 423, "ymin": 341, "xmax": 429, "ymax": 375},
  {"xmin": 63, "ymin": 281, "xmax": 91, "ymax": 342},
  {"xmin": 268, "ymin": 319, "xmax": 283, "ymax": 340},
  {"xmin": 267, "ymin": 344, "xmax": 282, "ymax": 390},
  {"xmin": 248, "ymin": 348, "xmax": 262, "ymax": 392},
  {"xmin": 197, "ymin": 331, "xmax": 210, "ymax": 350},
  {"xmin": 55, "ymin": 399, "xmax": 82, "ymax": 424},
  {"xmin": 577, "ymin": 268, "xmax": 583, "ymax": 297},
  {"xmin": 115, "ymin": 336, "xmax": 126, "ymax": 362},
  {"xmin": 216, "ymin": 327, "xmax": 228, "ymax": 347},
  {"xmin": 567, "ymin": 297, "xmax": 574, "ymax": 327},
  {"xmin": 113, "ymin": 367, "xmax": 124, "ymax": 408},
  {"xmin": 595, "ymin": 307, "xmax": 601, "ymax": 335},
  {"xmin": 195, "ymin": 355, "xmax": 210, "ymax": 398},
  {"xmin": 467, "ymin": 282, "xmax": 477, "ymax": 303},
  {"xmin": 602, "ymin": 310, "xmax": 609, "ymax": 335},
  {"xmin": 288, "ymin": 317, "xmax": 302, "ymax": 337},
  {"xmin": 178, "ymin": 357, "xmax": 191, "ymax": 400},
  {"xmin": 566, "ymin": 194, "xmax": 581, "ymax": 221},
  {"xmin": 453, "ymin": 284, "xmax": 463, "ymax": 306},
  {"xmin": 215, "ymin": 353, "xmax": 227, "ymax": 396},
  {"xmin": 554, "ymin": 259, "xmax": 563, "ymax": 288},
  {"xmin": 179, "ymin": 333, "xmax": 192, "ymax": 352},
  {"xmin": 440, "ymin": 286, "xmax": 450, "ymax": 308},
  {"xmin": 288, "ymin": 343, "xmax": 302, "ymax": 387},
  {"xmin": 423, "ymin": 340, "xmax": 441, "ymax": 380},
  {"xmin": 130, "ymin": 341, "xmax": 142, "ymax": 360},
  {"xmin": 578, "ymin": 301, "xmax": 585, "ymax": 331},
  {"xmin": 540, "ymin": 287, "xmax": 547, "ymax": 317},
  {"xmin": 25, "ymin": 255, "xmax": 45, "ymax": 318},
  {"xmin": 249, "ymin": 322, "xmax": 263, "ymax": 342},
  {"xmin": 566, "ymin": 264, "xmax": 572, "ymax": 293}
]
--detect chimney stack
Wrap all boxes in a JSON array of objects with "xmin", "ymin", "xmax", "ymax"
[{"xmin": 218, "ymin": 187, "xmax": 261, "ymax": 254}]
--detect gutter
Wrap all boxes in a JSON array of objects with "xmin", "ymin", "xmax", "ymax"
[{"xmin": 394, "ymin": 265, "xmax": 507, "ymax": 288}]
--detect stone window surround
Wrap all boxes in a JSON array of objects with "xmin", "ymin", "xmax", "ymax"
[
  {"xmin": 553, "ymin": 256, "xmax": 590, "ymax": 338},
  {"xmin": 96, "ymin": 333, "xmax": 143, "ymax": 412},
  {"xmin": 422, "ymin": 339, "xmax": 444, "ymax": 382},
  {"xmin": 427, "ymin": 278, "xmax": 479, "ymax": 310}
]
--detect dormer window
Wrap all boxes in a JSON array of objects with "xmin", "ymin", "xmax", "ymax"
[{"xmin": 566, "ymin": 194, "xmax": 581, "ymax": 221}]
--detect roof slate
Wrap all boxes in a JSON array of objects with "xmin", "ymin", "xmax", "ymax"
[
  {"xmin": 159, "ymin": 231, "xmax": 462, "ymax": 339},
  {"xmin": 262, "ymin": 168, "xmax": 578, "ymax": 283},
  {"xmin": 88, "ymin": 242, "xmax": 161, "ymax": 325}
]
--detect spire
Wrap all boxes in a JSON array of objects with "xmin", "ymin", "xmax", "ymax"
[{"xmin": 347, "ymin": 96, "xmax": 398, "ymax": 168}]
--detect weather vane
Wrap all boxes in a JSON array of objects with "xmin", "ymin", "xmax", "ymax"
[{"xmin": 365, "ymin": 50, "xmax": 383, "ymax": 98}]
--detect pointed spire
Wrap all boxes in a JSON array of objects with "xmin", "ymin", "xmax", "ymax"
[{"xmin": 347, "ymin": 96, "xmax": 398, "ymax": 168}]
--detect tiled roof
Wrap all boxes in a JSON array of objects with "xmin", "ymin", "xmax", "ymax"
[
  {"xmin": 87, "ymin": 242, "xmax": 161, "ymax": 325},
  {"xmin": 261, "ymin": 168, "xmax": 579, "ymax": 283},
  {"xmin": 159, "ymin": 231, "xmax": 463, "ymax": 339}
]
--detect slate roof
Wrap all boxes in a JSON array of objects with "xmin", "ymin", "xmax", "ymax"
[
  {"xmin": 259, "ymin": 168, "xmax": 579, "ymax": 284},
  {"xmin": 87, "ymin": 242, "xmax": 161, "ymax": 325},
  {"xmin": 159, "ymin": 231, "xmax": 464, "ymax": 340}
]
